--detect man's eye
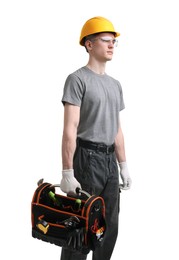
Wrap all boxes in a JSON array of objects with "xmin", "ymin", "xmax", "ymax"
[
  {"xmin": 101, "ymin": 38, "xmax": 116, "ymax": 44},
  {"xmin": 102, "ymin": 39, "xmax": 110, "ymax": 43}
]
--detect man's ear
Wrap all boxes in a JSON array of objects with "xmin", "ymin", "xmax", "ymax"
[{"xmin": 85, "ymin": 40, "xmax": 93, "ymax": 52}]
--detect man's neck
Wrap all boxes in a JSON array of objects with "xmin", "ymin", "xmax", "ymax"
[{"xmin": 86, "ymin": 60, "xmax": 106, "ymax": 75}]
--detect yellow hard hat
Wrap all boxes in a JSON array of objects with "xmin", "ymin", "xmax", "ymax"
[{"xmin": 79, "ymin": 16, "xmax": 120, "ymax": 46}]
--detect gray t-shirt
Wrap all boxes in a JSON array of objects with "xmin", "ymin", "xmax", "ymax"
[{"xmin": 62, "ymin": 66, "xmax": 125, "ymax": 145}]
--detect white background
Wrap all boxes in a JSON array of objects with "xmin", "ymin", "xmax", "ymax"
[{"xmin": 0, "ymin": 0, "xmax": 179, "ymax": 259}]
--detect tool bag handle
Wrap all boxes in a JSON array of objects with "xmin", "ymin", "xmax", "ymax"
[
  {"xmin": 49, "ymin": 184, "xmax": 91, "ymax": 199},
  {"xmin": 37, "ymin": 179, "xmax": 91, "ymax": 198}
]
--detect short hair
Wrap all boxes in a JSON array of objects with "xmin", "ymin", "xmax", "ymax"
[{"xmin": 83, "ymin": 33, "xmax": 99, "ymax": 52}]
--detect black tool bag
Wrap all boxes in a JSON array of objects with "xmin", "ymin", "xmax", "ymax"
[{"xmin": 31, "ymin": 179, "xmax": 106, "ymax": 254}]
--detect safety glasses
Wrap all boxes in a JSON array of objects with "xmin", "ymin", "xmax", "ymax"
[{"xmin": 92, "ymin": 36, "xmax": 118, "ymax": 47}]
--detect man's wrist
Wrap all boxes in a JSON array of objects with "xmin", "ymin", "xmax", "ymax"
[
  {"xmin": 118, "ymin": 161, "xmax": 127, "ymax": 169},
  {"xmin": 62, "ymin": 169, "xmax": 74, "ymax": 177}
]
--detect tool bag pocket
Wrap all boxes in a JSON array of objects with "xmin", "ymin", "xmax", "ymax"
[{"xmin": 31, "ymin": 180, "xmax": 106, "ymax": 253}]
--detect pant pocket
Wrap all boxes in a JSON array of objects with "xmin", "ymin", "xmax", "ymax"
[{"xmin": 74, "ymin": 148, "xmax": 94, "ymax": 191}]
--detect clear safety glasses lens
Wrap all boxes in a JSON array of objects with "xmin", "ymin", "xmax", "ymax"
[{"xmin": 99, "ymin": 36, "xmax": 118, "ymax": 47}]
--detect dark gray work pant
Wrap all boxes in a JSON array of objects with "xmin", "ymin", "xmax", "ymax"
[{"xmin": 60, "ymin": 144, "xmax": 120, "ymax": 260}]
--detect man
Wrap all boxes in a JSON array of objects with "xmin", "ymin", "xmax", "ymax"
[{"xmin": 60, "ymin": 16, "xmax": 132, "ymax": 260}]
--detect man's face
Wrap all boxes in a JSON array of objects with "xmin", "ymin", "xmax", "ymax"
[{"xmin": 88, "ymin": 32, "xmax": 117, "ymax": 62}]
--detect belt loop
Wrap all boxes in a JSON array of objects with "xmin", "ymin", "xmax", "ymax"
[
  {"xmin": 106, "ymin": 146, "xmax": 110, "ymax": 155},
  {"xmin": 96, "ymin": 144, "xmax": 99, "ymax": 153}
]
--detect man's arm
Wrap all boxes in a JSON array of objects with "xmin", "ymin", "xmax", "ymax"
[
  {"xmin": 114, "ymin": 125, "xmax": 126, "ymax": 163},
  {"xmin": 60, "ymin": 103, "xmax": 81, "ymax": 194},
  {"xmin": 115, "ymin": 122, "xmax": 132, "ymax": 190},
  {"xmin": 62, "ymin": 103, "xmax": 80, "ymax": 169}
]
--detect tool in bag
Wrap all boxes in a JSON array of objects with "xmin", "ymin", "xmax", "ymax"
[{"xmin": 31, "ymin": 179, "xmax": 106, "ymax": 254}]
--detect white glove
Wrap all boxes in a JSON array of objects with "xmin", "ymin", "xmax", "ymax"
[
  {"xmin": 118, "ymin": 162, "xmax": 132, "ymax": 190},
  {"xmin": 60, "ymin": 169, "xmax": 81, "ymax": 195}
]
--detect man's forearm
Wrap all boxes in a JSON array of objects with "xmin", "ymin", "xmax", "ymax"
[
  {"xmin": 62, "ymin": 133, "xmax": 76, "ymax": 170},
  {"xmin": 60, "ymin": 131, "xmax": 82, "ymax": 194},
  {"xmin": 114, "ymin": 126, "xmax": 126, "ymax": 163}
]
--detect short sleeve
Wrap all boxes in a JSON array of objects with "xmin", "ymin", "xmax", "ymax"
[
  {"xmin": 117, "ymin": 81, "xmax": 125, "ymax": 111},
  {"xmin": 61, "ymin": 74, "xmax": 84, "ymax": 106}
]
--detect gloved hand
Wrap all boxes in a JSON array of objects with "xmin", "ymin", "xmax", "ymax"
[
  {"xmin": 60, "ymin": 169, "xmax": 81, "ymax": 195},
  {"xmin": 118, "ymin": 162, "xmax": 132, "ymax": 190}
]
